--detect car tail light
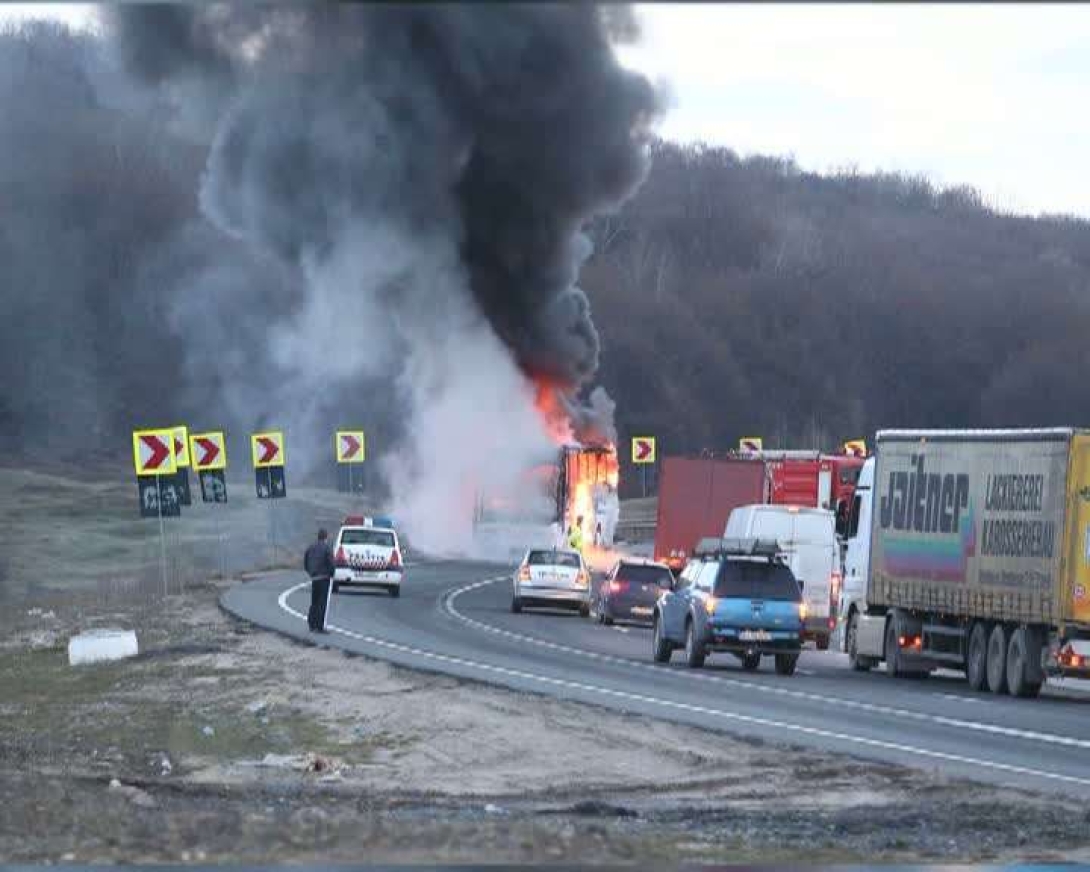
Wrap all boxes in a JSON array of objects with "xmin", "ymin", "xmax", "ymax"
[
  {"xmin": 608, "ymin": 580, "xmax": 629, "ymax": 594},
  {"xmin": 389, "ymin": 549, "xmax": 401, "ymax": 569},
  {"xmin": 1058, "ymin": 645, "xmax": 1084, "ymax": 668},
  {"xmin": 335, "ymin": 546, "xmax": 347, "ymax": 567},
  {"xmin": 830, "ymin": 572, "xmax": 842, "ymax": 598},
  {"xmin": 799, "ymin": 602, "xmax": 809, "ymax": 621},
  {"xmin": 577, "ymin": 571, "xmax": 590, "ymax": 587},
  {"xmin": 518, "ymin": 566, "xmax": 531, "ymax": 581}
]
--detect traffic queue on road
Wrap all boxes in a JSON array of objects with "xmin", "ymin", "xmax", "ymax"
[{"xmin": 326, "ymin": 427, "xmax": 1090, "ymax": 699}]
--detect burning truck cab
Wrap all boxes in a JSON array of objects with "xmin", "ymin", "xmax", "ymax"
[
  {"xmin": 472, "ymin": 443, "xmax": 620, "ymax": 558},
  {"xmin": 556, "ymin": 442, "xmax": 620, "ymax": 550}
]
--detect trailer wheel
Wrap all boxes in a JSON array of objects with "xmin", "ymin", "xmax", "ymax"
[
  {"xmin": 845, "ymin": 612, "xmax": 871, "ymax": 672},
  {"xmin": 966, "ymin": 621, "xmax": 989, "ymax": 691},
  {"xmin": 986, "ymin": 623, "xmax": 1010, "ymax": 695},
  {"xmin": 1006, "ymin": 627, "xmax": 1044, "ymax": 699},
  {"xmin": 884, "ymin": 616, "xmax": 904, "ymax": 678}
]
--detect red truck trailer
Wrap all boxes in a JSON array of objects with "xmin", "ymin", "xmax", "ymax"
[{"xmin": 653, "ymin": 456, "xmax": 767, "ymax": 570}]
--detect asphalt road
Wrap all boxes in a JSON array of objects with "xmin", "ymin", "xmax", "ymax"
[{"xmin": 222, "ymin": 560, "xmax": 1090, "ymax": 796}]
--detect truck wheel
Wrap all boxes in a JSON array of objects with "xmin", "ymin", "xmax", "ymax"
[
  {"xmin": 966, "ymin": 621, "xmax": 989, "ymax": 691},
  {"xmin": 884, "ymin": 616, "xmax": 903, "ymax": 678},
  {"xmin": 684, "ymin": 619, "xmax": 705, "ymax": 669},
  {"xmin": 775, "ymin": 653, "xmax": 799, "ymax": 676},
  {"xmin": 1006, "ymin": 626, "xmax": 1043, "ymax": 699},
  {"xmin": 742, "ymin": 652, "xmax": 761, "ymax": 671},
  {"xmin": 847, "ymin": 613, "xmax": 873, "ymax": 672},
  {"xmin": 986, "ymin": 623, "xmax": 1010, "ymax": 695},
  {"xmin": 511, "ymin": 596, "xmax": 522, "ymax": 614},
  {"xmin": 651, "ymin": 616, "xmax": 673, "ymax": 663}
]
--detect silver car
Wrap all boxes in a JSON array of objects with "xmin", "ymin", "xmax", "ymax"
[{"xmin": 511, "ymin": 548, "xmax": 591, "ymax": 616}]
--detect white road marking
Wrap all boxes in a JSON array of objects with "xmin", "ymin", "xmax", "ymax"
[
  {"xmin": 269, "ymin": 577, "xmax": 1090, "ymax": 789},
  {"xmin": 940, "ymin": 693, "xmax": 985, "ymax": 704},
  {"xmin": 442, "ymin": 578, "xmax": 1090, "ymax": 753}
]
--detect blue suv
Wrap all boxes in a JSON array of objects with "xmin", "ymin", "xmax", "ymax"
[{"xmin": 651, "ymin": 538, "xmax": 806, "ymax": 675}]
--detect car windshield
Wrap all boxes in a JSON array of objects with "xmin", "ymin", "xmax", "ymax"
[
  {"xmin": 339, "ymin": 529, "xmax": 395, "ymax": 547},
  {"xmin": 714, "ymin": 560, "xmax": 801, "ymax": 601},
  {"xmin": 616, "ymin": 564, "xmax": 673, "ymax": 587},
  {"xmin": 527, "ymin": 550, "xmax": 580, "ymax": 568}
]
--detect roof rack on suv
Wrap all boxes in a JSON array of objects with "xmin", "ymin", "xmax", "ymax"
[{"xmin": 693, "ymin": 537, "xmax": 781, "ymax": 560}]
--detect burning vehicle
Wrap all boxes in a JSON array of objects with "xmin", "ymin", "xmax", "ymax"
[{"xmin": 473, "ymin": 442, "xmax": 620, "ymax": 558}]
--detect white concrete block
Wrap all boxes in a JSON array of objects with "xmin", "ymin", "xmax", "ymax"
[{"xmin": 67, "ymin": 629, "xmax": 139, "ymax": 666}]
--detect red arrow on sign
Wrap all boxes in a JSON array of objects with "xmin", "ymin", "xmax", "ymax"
[
  {"xmin": 257, "ymin": 436, "xmax": 280, "ymax": 465},
  {"xmin": 340, "ymin": 434, "xmax": 360, "ymax": 459},
  {"xmin": 635, "ymin": 439, "xmax": 653, "ymax": 461},
  {"xmin": 195, "ymin": 437, "xmax": 220, "ymax": 468},
  {"xmin": 141, "ymin": 434, "xmax": 171, "ymax": 470}
]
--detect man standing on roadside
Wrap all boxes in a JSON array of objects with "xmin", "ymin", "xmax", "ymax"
[{"xmin": 304, "ymin": 528, "xmax": 335, "ymax": 633}]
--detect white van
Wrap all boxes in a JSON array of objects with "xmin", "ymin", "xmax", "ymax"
[{"xmin": 724, "ymin": 505, "xmax": 840, "ymax": 650}]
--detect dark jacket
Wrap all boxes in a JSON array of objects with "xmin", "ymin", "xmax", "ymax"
[{"xmin": 304, "ymin": 539, "xmax": 335, "ymax": 580}]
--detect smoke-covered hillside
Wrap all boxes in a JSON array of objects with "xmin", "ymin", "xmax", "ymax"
[{"xmin": 4, "ymin": 20, "xmax": 1090, "ymax": 501}]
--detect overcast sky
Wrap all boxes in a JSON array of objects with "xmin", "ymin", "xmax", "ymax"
[{"xmin": 4, "ymin": 3, "xmax": 1088, "ymax": 218}]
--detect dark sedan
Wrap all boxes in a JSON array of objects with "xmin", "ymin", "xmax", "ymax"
[{"xmin": 591, "ymin": 559, "xmax": 674, "ymax": 626}]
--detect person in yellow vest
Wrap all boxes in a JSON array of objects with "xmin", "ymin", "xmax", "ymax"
[{"xmin": 568, "ymin": 515, "xmax": 585, "ymax": 554}]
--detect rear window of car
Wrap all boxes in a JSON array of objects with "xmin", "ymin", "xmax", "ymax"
[
  {"xmin": 340, "ymin": 528, "xmax": 395, "ymax": 547},
  {"xmin": 714, "ymin": 560, "xmax": 800, "ymax": 601},
  {"xmin": 527, "ymin": 550, "xmax": 580, "ymax": 568},
  {"xmin": 616, "ymin": 564, "xmax": 673, "ymax": 587}
]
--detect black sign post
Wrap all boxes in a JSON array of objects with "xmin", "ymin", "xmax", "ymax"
[
  {"xmin": 137, "ymin": 473, "xmax": 181, "ymax": 596},
  {"xmin": 256, "ymin": 466, "xmax": 287, "ymax": 499},
  {"xmin": 138, "ymin": 475, "xmax": 182, "ymax": 518},
  {"xmin": 199, "ymin": 470, "xmax": 228, "ymax": 504},
  {"xmin": 257, "ymin": 466, "xmax": 287, "ymax": 564},
  {"xmin": 174, "ymin": 468, "xmax": 192, "ymax": 506}
]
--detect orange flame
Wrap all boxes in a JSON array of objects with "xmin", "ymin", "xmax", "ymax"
[
  {"xmin": 530, "ymin": 374, "xmax": 620, "ymax": 552},
  {"xmin": 533, "ymin": 377, "xmax": 575, "ymax": 445}
]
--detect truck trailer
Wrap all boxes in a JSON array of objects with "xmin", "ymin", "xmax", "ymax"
[
  {"xmin": 653, "ymin": 456, "xmax": 767, "ymax": 570},
  {"xmin": 839, "ymin": 428, "xmax": 1090, "ymax": 698}
]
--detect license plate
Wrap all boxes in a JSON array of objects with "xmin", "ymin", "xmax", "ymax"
[
  {"xmin": 630, "ymin": 606, "xmax": 652, "ymax": 616},
  {"xmin": 739, "ymin": 629, "xmax": 771, "ymax": 641}
]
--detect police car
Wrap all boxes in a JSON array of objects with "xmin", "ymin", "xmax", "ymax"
[{"xmin": 332, "ymin": 516, "xmax": 404, "ymax": 597}]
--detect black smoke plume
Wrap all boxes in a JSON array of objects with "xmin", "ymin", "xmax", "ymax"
[{"xmin": 108, "ymin": 4, "xmax": 659, "ymax": 398}]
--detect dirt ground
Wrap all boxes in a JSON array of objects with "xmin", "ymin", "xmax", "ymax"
[
  {"xmin": 2, "ymin": 464, "xmax": 1086, "ymax": 863},
  {"xmin": 2, "ymin": 577, "xmax": 1087, "ymax": 864}
]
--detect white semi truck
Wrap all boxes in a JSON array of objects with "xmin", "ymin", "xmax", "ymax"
[{"xmin": 839, "ymin": 428, "xmax": 1090, "ymax": 698}]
